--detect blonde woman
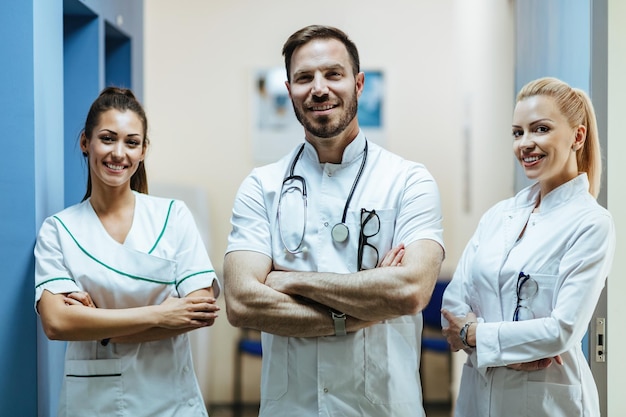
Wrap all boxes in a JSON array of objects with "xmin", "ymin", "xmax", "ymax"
[{"xmin": 442, "ymin": 77, "xmax": 615, "ymax": 417}]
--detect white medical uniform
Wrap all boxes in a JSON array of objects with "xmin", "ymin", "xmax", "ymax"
[
  {"xmin": 227, "ymin": 132, "xmax": 444, "ymax": 417},
  {"xmin": 442, "ymin": 174, "xmax": 615, "ymax": 417},
  {"xmin": 35, "ymin": 192, "xmax": 220, "ymax": 417}
]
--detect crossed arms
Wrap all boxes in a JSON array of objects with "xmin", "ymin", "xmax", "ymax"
[
  {"xmin": 37, "ymin": 287, "xmax": 219, "ymax": 344},
  {"xmin": 224, "ymin": 239, "xmax": 444, "ymax": 338}
]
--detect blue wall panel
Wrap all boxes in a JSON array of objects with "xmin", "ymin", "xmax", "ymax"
[
  {"xmin": 106, "ymin": 22, "xmax": 132, "ymax": 89},
  {"xmin": 63, "ymin": 13, "xmax": 100, "ymax": 206},
  {"xmin": 0, "ymin": 1, "xmax": 39, "ymax": 416},
  {"xmin": 34, "ymin": 0, "xmax": 67, "ymax": 414}
]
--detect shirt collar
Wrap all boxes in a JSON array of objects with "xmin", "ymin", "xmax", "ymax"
[
  {"xmin": 302, "ymin": 130, "xmax": 367, "ymax": 165},
  {"xmin": 517, "ymin": 173, "xmax": 591, "ymax": 211}
]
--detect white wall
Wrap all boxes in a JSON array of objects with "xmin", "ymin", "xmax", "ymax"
[
  {"xmin": 143, "ymin": 0, "xmax": 515, "ymax": 404},
  {"xmin": 607, "ymin": 0, "xmax": 626, "ymax": 414},
  {"xmin": 450, "ymin": 0, "xmax": 515, "ymax": 407}
]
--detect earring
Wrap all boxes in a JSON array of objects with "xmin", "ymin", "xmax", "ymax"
[{"xmin": 82, "ymin": 151, "xmax": 88, "ymax": 157}]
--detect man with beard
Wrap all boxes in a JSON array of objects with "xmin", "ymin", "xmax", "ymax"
[{"xmin": 224, "ymin": 25, "xmax": 445, "ymax": 417}]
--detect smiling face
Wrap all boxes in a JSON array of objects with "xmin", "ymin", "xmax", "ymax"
[
  {"xmin": 512, "ymin": 95, "xmax": 586, "ymax": 197},
  {"xmin": 80, "ymin": 109, "xmax": 146, "ymax": 193},
  {"xmin": 285, "ymin": 38, "xmax": 364, "ymax": 143}
]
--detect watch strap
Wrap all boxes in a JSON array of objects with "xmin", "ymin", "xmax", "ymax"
[
  {"xmin": 331, "ymin": 310, "xmax": 347, "ymax": 336},
  {"xmin": 460, "ymin": 321, "xmax": 475, "ymax": 348}
]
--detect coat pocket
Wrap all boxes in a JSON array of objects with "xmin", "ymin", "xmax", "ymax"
[
  {"xmin": 65, "ymin": 359, "xmax": 124, "ymax": 417},
  {"xmin": 364, "ymin": 323, "xmax": 421, "ymax": 405},
  {"xmin": 527, "ymin": 381, "xmax": 582, "ymax": 417},
  {"xmin": 260, "ymin": 334, "xmax": 288, "ymax": 400}
]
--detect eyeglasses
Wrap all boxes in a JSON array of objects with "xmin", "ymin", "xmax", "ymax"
[
  {"xmin": 513, "ymin": 271, "xmax": 538, "ymax": 321},
  {"xmin": 278, "ymin": 175, "xmax": 307, "ymax": 254},
  {"xmin": 357, "ymin": 209, "xmax": 380, "ymax": 271}
]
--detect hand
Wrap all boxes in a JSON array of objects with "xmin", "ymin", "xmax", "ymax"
[
  {"xmin": 155, "ymin": 296, "xmax": 220, "ymax": 329},
  {"xmin": 64, "ymin": 291, "xmax": 97, "ymax": 308},
  {"xmin": 441, "ymin": 309, "xmax": 477, "ymax": 351},
  {"xmin": 378, "ymin": 243, "xmax": 405, "ymax": 267},
  {"xmin": 507, "ymin": 355, "xmax": 563, "ymax": 371},
  {"xmin": 265, "ymin": 270, "xmax": 291, "ymax": 295}
]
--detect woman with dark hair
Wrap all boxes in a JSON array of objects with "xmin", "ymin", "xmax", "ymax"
[
  {"xmin": 441, "ymin": 77, "xmax": 615, "ymax": 416},
  {"xmin": 35, "ymin": 87, "xmax": 220, "ymax": 416}
]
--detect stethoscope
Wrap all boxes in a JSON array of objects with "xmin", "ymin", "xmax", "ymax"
[{"xmin": 278, "ymin": 141, "xmax": 369, "ymax": 254}]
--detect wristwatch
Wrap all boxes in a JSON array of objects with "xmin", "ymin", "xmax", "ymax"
[
  {"xmin": 460, "ymin": 321, "xmax": 475, "ymax": 348},
  {"xmin": 330, "ymin": 310, "xmax": 347, "ymax": 336}
]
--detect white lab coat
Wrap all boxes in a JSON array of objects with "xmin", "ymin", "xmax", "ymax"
[
  {"xmin": 35, "ymin": 192, "xmax": 220, "ymax": 417},
  {"xmin": 442, "ymin": 174, "xmax": 615, "ymax": 417},
  {"xmin": 228, "ymin": 132, "xmax": 445, "ymax": 417}
]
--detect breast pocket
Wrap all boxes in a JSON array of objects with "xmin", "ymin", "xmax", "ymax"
[
  {"xmin": 64, "ymin": 359, "xmax": 125, "ymax": 417},
  {"xmin": 525, "ymin": 273, "xmax": 558, "ymax": 319},
  {"xmin": 345, "ymin": 208, "xmax": 396, "ymax": 271}
]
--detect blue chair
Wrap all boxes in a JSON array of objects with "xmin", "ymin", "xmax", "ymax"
[
  {"xmin": 233, "ymin": 329, "xmax": 262, "ymax": 417},
  {"xmin": 420, "ymin": 279, "xmax": 452, "ymax": 405},
  {"xmin": 422, "ymin": 280, "xmax": 450, "ymax": 351}
]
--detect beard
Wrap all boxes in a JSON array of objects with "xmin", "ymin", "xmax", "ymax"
[{"xmin": 291, "ymin": 89, "xmax": 359, "ymax": 139}]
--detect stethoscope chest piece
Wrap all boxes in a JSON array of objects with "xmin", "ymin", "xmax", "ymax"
[{"xmin": 331, "ymin": 223, "xmax": 350, "ymax": 243}]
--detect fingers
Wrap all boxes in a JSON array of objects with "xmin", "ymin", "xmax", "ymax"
[
  {"xmin": 63, "ymin": 296, "xmax": 85, "ymax": 306},
  {"xmin": 183, "ymin": 299, "xmax": 221, "ymax": 320},
  {"xmin": 378, "ymin": 243, "xmax": 405, "ymax": 267},
  {"xmin": 535, "ymin": 357, "xmax": 553, "ymax": 370},
  {"xmin": 160, "ymin": 296, "xmax": 218, "ymax": 308},
  {"xmin": 185, "ymin": 296, "xmax": 218, "ymax": 304},
  {"xmin": 440, "ymin": 309, "xmax": 453, "ymax": 323},
  {"xmin": 185, "ymin": 297, "xmax": 221, "ymax": 313},
  {"xmin": 507, "ymin": 356, "xmax": 563, "ymax": 372},
  {"xmin": 158, "ymin": 296, "xmax": 221, "ymax": 329},
  {"xmin": 507, "ymin": 363, "xmax": 522, "ymax": 371},
  {"xmin": 441, "ymin": 325, "xmax": 461, "ymax": 352},
  {"xmin": 65, "ymin": 291, "xmax": 96, "ymax": 308}
]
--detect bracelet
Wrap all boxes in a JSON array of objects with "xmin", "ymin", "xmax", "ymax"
[{"xmin": 460, "ymin": 322, "xmax": 475, "ymax": 348}]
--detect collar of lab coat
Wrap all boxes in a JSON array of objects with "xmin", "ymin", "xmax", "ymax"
[
  {"xmin": 501, "ymin": 173, "xmax": 590, "ymax": 263},
  {"xmin": 513, "ymin": 173, "xmax": 590, "ymax": 213}
]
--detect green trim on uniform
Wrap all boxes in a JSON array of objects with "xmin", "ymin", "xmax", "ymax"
[
  {"xmin": 176, "ymin": 270, "xmax": 216, "ymax": 291},
  {"xmin": 149, "ymin": 200, "xmax": 175, "ymax": 254},
  {"xmin": 35, "ymin": 276, "xmax": 75, "ymax": 289},
  {"xmin": 53, "ymin": 215, "xmax": 176, "ymax": 285}
]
